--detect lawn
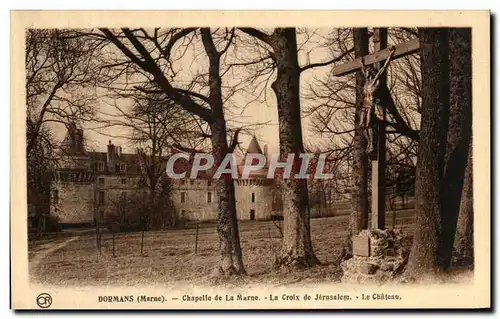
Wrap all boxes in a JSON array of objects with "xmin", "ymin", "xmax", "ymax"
[{"xmin": 30, "ymin": 211, "xmax": 417, "ymax": 287}]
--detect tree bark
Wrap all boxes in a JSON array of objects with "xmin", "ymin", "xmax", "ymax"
[
  {"xmin": 269, "ymin": 28, "xmax": 320, "ymax": 268},
  {"xmin": 211, "ymin": 119, "xmax": 245, "ymax": 275},
  {"xmin": 453, "ymin": 141, "xmax": 473, "ymax": 267},
  {"xmin": 438, "ymin": 28, "xmax": 472, "ymax": 269},
  {"xmin": 342, "ymin": 28, "xmax": 370, "ymax": 260},
  {"xmin": 202, "ymin": 29, "xmax": 246, "ymax": 276},
  {"xmin": 404, "ymin": 28, "xmax": 449, "ymax": 279}
]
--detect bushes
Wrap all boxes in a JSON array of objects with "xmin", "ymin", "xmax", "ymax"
[
  {"xmin": 104, "ymin": 189, "xmax": 179, "ymax": 233},
  {"xmin": 28, "ymin": 214, "xmax": 61, "ymax": 234},
  {"xmin": 45, "ymin": 215, "xmax": 62, "ymax": 232}
]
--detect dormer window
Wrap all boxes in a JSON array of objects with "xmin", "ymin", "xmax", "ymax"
[{"xmin": 97, "ymin": 161, "xmax": 105, "ymax": 172}]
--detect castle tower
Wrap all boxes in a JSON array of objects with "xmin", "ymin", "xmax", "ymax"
[
  {"xmin": 234, "ymin": 136, "xmax": 275, "ymax": 220},
  {"xmin": 51, "ymin": 123, "xmax": 96, "ymax": 226}
]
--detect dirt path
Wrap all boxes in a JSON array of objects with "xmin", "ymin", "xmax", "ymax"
[{"xmin": 29, "ymin": 236, "xmax": 81, "ymax": 280}]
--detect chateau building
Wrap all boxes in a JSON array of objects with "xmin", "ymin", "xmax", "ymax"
[{"xmin": 50, "ymin": 124, "xmax": 279, "ymax": 227}]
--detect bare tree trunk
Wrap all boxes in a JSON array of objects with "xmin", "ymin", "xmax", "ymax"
[
  {"xmin": 342, "ymin": 28, "xmax": 370, "ymax": 260},
  {"xmin": 211, "ymin": 119, "xmax": 245, "ymax": 275},
  {"xmin": 453, "ymin": 142, "xmax": 473, "ymax": 267},
  {"xmin": 438, "ymin": 28, "xmax": 472, "ymax": 269},
  {"xmin": 270, "ymin": 28, "xmax": 319, "ymax": 268},
  {"xmin": 405, "ymin": 28, "xmax": 449, "ymax": 279},
  {"xmin": 202, "ymin": 29, "xmax": 245, "ymax": 276}
]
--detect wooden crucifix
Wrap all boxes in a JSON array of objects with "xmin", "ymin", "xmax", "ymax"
[{"xmin": 332, "ymin": 28, "xmax": 420, "ymax": 230}]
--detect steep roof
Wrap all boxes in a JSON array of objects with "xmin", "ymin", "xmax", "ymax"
[
  {"xmin": 88, "ymin": 151, "xmax": 142, "ymax": 174},
  {"xmin": 238, "ymin": 135, "xmax": 269, "ymax": 179},
  {"xmin": 245, "ymin": 135, "xmax": 263, "ymax": 155},
  {"xmin": 60, "ymin": 122, "xmax": 88, "ymax": 157}
]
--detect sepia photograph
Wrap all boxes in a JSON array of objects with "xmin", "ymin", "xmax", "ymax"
[{"xmin": 10, "ymin": 10, "xmax": 490, "ymax": 310}]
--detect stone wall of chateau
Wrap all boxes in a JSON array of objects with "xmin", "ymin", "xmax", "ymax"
[
  {"xmin": 95, "ymin": 174, "xmax": 145, "ymax": 219},
  {"xmin": 170, "ymin": 179, "xmax": 276, "ymax": 222},
  {"xmin": 234, "ymin": 180, "xmax": 275, "ymax": 220},
  {"xmin": 51, "ymin": 180, "xmax": 95, "ymax": 224},
  {"xmin": 171, "ymin": 179, "xmax": 219, "ymax": 221},
  {"xmin": 52, "ymin": 173, "xmax": 277, "ymax": 225}
]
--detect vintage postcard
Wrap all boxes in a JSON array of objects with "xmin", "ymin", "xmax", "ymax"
[{"xmin": 11, "ymin": 10, "xmax": 490, "ymax": 310}]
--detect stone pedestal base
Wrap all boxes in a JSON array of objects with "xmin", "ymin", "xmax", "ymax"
[{"xmin": 341, "ymin": 229, "xmax": 406, "ymax": 285}]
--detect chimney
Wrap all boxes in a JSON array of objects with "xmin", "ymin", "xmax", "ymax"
[
  {"xmin": 75, "ymin": 129, "xmax": 84, "ymax": 153},
  {"xmin": 107, "ymin": 140, "xmax": 115, "ymax": 163},
  {"xmin": 66, "ymin": 122, "xmax": 77, "ymax": 152},
  {"xmin": 116, "ymin": 146, "xmax": 122, "ymax": 157}
]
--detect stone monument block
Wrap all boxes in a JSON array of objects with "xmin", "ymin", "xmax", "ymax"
[{"xmin": 353, "ymin": 232, "xmax": 370, "ymax": 257}]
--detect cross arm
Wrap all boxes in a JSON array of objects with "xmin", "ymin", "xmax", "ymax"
[{"xmin": 331, "ymin": 38, "xmax": 420, "ymax": 77}]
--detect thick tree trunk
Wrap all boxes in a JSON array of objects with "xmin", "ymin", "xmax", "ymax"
[
  {"xmin": 211, "ymin": 118, "xmax": 245, "ymax": 276},
  {"xmin": 438, "ymin": 28, "xmax": 472, "ymax": 269},
  {"xmin": 271, "ymin": 28, "xmax": 320, "ymax": 268},
  {"xmin": 453, "ymin": 142, "xmax": 473, "ymax": 267},
  {"xmin": 202, "ymin": 29, "xmax": 245, "ymax": 276},
  {"xmin": 404, "ymin": 28, "xmax": 449, "ymax": 279},
  {"xmin": 342, "ymin": 28, "xmax": 370, "ymax": 260}
]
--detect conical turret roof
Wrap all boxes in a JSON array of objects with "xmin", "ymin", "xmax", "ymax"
[
  {"xmin": 245, "ymin": 135, "xmax": 263, "ymax": 155},
  {"xmin": 238, "ymin": 135, "xmax": 269, "ymax": 178}
]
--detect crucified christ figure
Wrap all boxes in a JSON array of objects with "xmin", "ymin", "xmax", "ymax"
[{"xmin": 359, "ymin": 47, "xmax": 396, "ymax": 156}]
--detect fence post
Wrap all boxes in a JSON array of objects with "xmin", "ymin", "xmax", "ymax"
[
  {"xmin": 195, "ymin": 223, "xmax": 199, "ymax": 255},
  {"xmin": 141, "ymin": 229, "xmax": 145, "ymax": 255}
]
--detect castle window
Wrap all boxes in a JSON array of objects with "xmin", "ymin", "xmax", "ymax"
[
  {"xmin": 180, "ymin": 192, "xmax": 186, "ymax": 203},
  {"xmin": 189, "ymin": 180, "xmax": 194, "ymax": 185},
  {"xmin": 207, "ymin": 180, "xmax": 211, "ymax": 186},
  {"xmin": 121, "ymin": 191, "xmax": 127, "ymax": 201},
  {"xmin": 121, "ymin": 178, "xmax": 127, "ymax": 184},
  {"xmin": 251, "ymin": 192, "xmax": 255, "ymax": 203},
  {"xmin": 207, "ymin": 192, "xmax": 212, "ymax": 203},
  {"xmin": 98, "ymin": 191, "xmax": 105, "ymax": 205},
  {"xmin": 120, "ymin": 163, "xmax": 127, "ymax": 172},
  {"xmin": 180, "ymin": 180, "xmax": 185, "ymax": 185},
  {"xmin": 98, "ymin": 178, "xmax": 104, "ymax": 185}
]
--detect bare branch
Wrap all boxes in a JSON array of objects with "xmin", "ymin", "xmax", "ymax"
[
  {"xmin": 238, "ymin": 27, "xmax": 272, "ymax": 44},
  {"xmin": 300, "ymin": 47, "xmax": 354, "ymax": 72}
]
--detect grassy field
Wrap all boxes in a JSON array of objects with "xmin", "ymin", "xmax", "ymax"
[{"xmin": 30, "ymin": 211, "xmax": 417, "ymax": 287}]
